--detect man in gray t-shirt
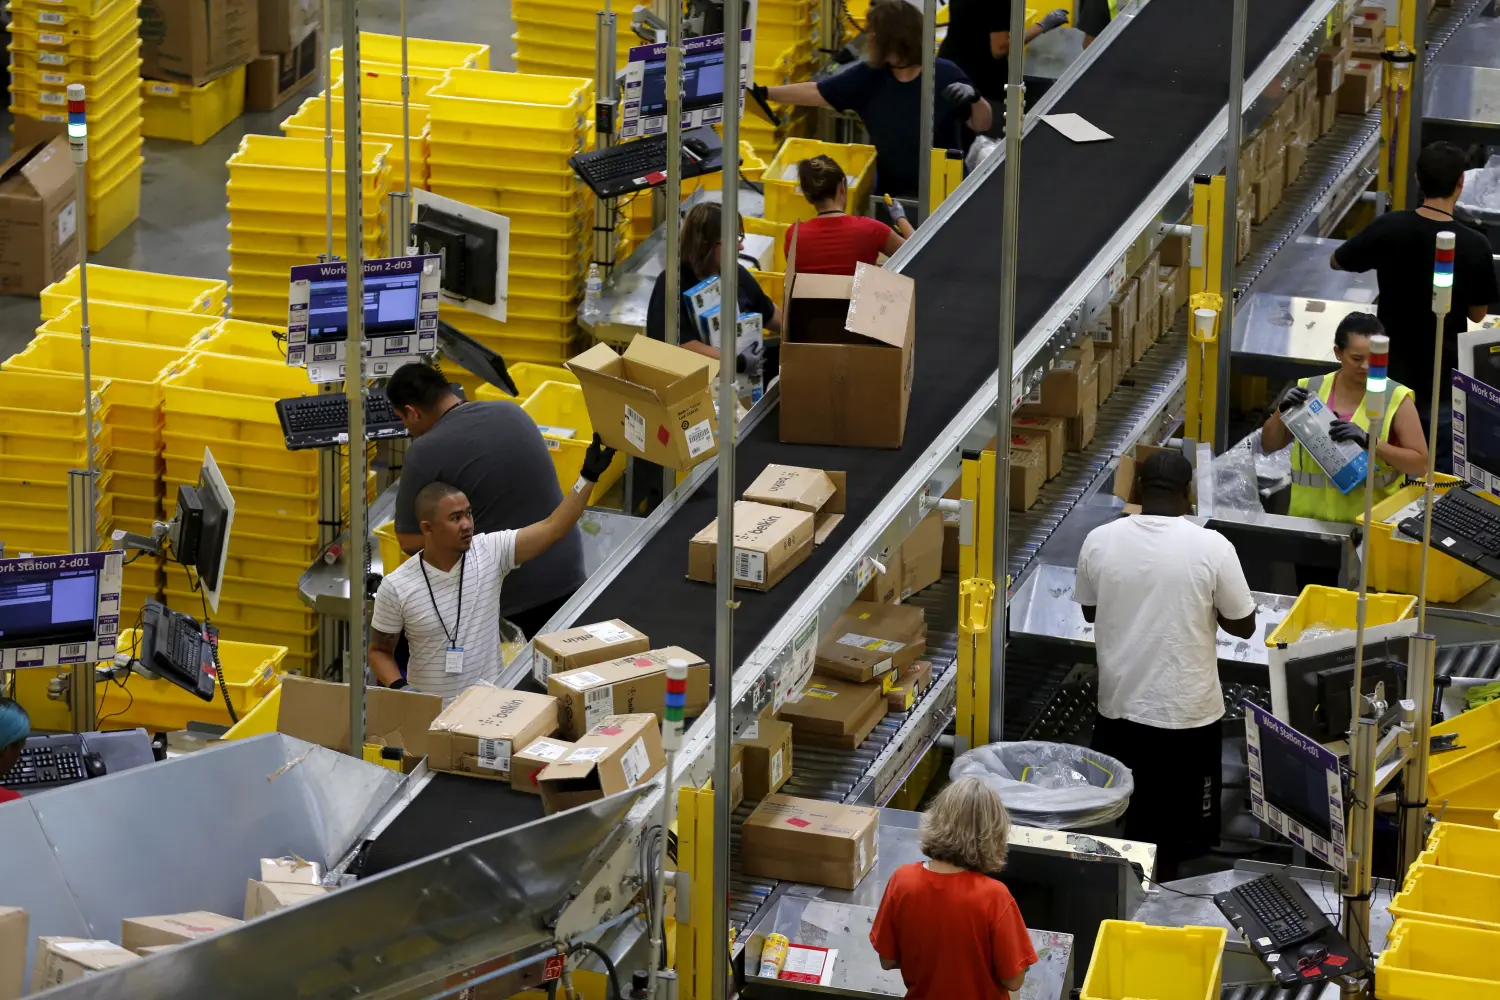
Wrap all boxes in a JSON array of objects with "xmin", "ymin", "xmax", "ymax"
[{"xmin": 388, "ymin": 363, "xmax": 585, "ymax": 636}]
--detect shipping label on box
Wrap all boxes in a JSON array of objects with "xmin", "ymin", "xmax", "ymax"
[
  {"xmin": 510, "ymin": 737, "xmax": 575, "ymax": 793},
  {"xmin": 537, "ymin": 713, "xmax": 664, "ymax": 814},
  {"xmin": 532, "ymin": 619, "xmax": 649, "ymax": 679},
  {"xmin": 814, "ymin": 602, "xmax": 926, "ymax": 683},
  {"xmin": 427, "ymin": 687, "xmax": 559, "ymax": 780}
]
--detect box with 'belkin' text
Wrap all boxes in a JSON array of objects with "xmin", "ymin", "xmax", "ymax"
[
  {"xmin": 426, "ymin": 687, "xmax": 559, "ymax": 781},
  {"xmin": 568, "ymin": 335, "xmax": 721, "ymax": 470},
  {"xmin": 537, "ymin": 713, "xmax": 664, "ymax": 815},
  {"xmin": 688, "ymin": 501, "xmax": 815, "ymax": 591},
  {"xmin": 531, "ymin": 619, "xmax": 649, "ymax": 679}
]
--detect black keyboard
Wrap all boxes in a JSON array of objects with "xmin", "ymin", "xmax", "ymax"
[
  {"xmin": 1429, "ymin": 487, "xmax": 1500, "ymax": 556},
  {"xmin": 140, "ymin": 599, "xmax": 216, "ymax": 702},
  {"xmin": 276, "ymin": 389, "xmax": 408, "ymax": 450},
  {"xmin": 569, "ymin": 127, "xmax": 722, "ymax": 199},
  {"xmin": 1228, "ymin": 873, "xmax": 1329, "ymax": 949},
  {"xmin": 1, "ymin": 735, "xmax": 104, "ymax": 792}
]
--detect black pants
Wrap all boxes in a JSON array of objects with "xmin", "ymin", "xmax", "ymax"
[{"xmin": 1092, "ymin": 714, "xmax": 1222, "ymax": 880}]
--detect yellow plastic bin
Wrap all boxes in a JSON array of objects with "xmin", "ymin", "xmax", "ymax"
[
  {"xmin": 521, "ymin": 380, "xmax": 625, "ymax": 503},
  {"xmin": 42, "ymin": 299, "xmax": 217, "ymax": 350},
  {"xmin": 1390, "ymin": 864, "xmax": 1500, "ymax": 934},
  {"xmin": 222, "ymin": 683, "xmax": 282, "ymax": 740},
  {"xmin": 426, "ymin": 69, "xmax": 593, "ymax": 133},
  {"xmin": 473, "ymin": 362, "xmax": 578, "ymax": 402},
  {"xmin": 161, "ymin": 354, "xmax": 309, "ymax": 447},
  {"xmin": 142, "ymin": 65, "xmax": 245, "ymax": 144},
  {"xmin": 1357, "ymin": 477, "xmax": 1487, "ymax": 603},
  {"xmin": 1434, "ymin": 699, "xmax": 1500, "ymax": 767},
  {"xmin": 39, "ymin": 265, "xmax": 223, "ymax": 321},
  {"xmin": 1081, "ymin": 921, "xmax": 1226, "ymax": 1000},
  {"xmin": 374, "ymin": 520, "xmax": 410, "ymax": 573},
  {"xmin": 331, "ymin": 32, "xmax": 489, "ymax": 70},
  {"xmin": 762, "ymin": 138, "xmax": 878, "ymax": 224},
  {"xmin": 190, "ymin": 319, "xmax": 287, "ymax": 361},
  {"xmin": 1420, "ymin": 823, "xmax": 1500, "ymax": 876},
  {"xmin": 227, "ymin": 135, "xmax": 392, "ymax": 199},
  {"xmin": 1429, "ymin": 738, "xmax": 1500, "ymax": 806},
  {"xmin": 1264, "ymin": 584, "xmax": 1417, "ymax": 647},
  {"xmin": 1377, "ymin": 918, "xmax": 1500, "ymax": 999}
]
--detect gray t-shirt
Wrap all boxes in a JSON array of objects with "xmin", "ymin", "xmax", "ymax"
[{"xmin": 394, "ymin": 400, "xmax": 585, "ymax": 614}]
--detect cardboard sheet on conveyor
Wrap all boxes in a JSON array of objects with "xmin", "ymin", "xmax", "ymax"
[
  {"xmin": 352, "ymin": 773, "xmax": 546, "ymax": 878},
  {"xmin": 574, "ymin": 0, "xmax": 1313, "ymax": 680}
]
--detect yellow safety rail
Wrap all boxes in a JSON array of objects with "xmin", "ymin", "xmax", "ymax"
[
  {"xmin": 956, "ymin": 450, "xmax": 999, "ymax": 749},
  {"xmin": 1185, "ymin": 174, "xmax": 1226, "ymax": 444},
  {"xmin": 675, "ymin": 783, "xmax": 721, "ymax": 1000},
  {"xmin": 1377, "ymin": 0, "xmax": 1420, "ymax": 207}
]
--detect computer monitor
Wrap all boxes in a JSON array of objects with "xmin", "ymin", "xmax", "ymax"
[
  {"xmin": 1453, "ymin": 370, "xmax": 1500, "ymax": 490},
  {"xmin": 1245, "ymin": 701, "xmax": 1348, "ymax": 874},
  {"xmin": 306, "ymin": 267, "xmax": 422, "ymax": 343},
  {"xmin": 640, "ymin": 47, "xmax": 725, "ymax": 119},
  {"xmin": 0, "ymin": 550, "xmax": 123, "ymax": 669},
  {"xmin": 170, "ymin": 450, "xmax": 235, "ymax": 614},
  {"xmin": 1000, "ymin": 843, "xmax": 1138, "ymax": 989},
  {"xmin": 1276, "ymin": 638, "xmax": 1407, "ymax": 744},
  {"xmin": 619, "ymin": 30, "xmax": 749, "ymax": 140},
  {"xmin": 412, "ymin": 189, "xmax": 510, "ymax": 323}
]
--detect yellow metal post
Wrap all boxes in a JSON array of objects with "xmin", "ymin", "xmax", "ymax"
[
  {"xmin": 956, "ymin": 451, "xmax": 998, "ymax": 749},
  {"xmin": 1186, "ymin": 174, "xmax": 1226, "ymax": 444},
  {"xmin": 1378, "ymin": 0, "xmax": 1421, "ymax": 207},
  {"xmin": 670, "ymin": 783, "xmax": 719, "ymax": 1000}
]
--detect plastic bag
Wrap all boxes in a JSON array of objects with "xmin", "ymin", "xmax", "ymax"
[
  {"xmin": 499, "ymin": 619, "xmax": 526, "ymax": 667},
  {"xmin": 1251, "ymin": 425, "xmax": 1293, "ymax": 487},
  {"xmin": 1457, "ymin": 159, "xmax": 1500, "ymax": 225},
  {"xmin": 950, "ymin": 741, "xmax": 1134, "ymax": 830},
  {"xmin": 1211, "ymin": 434, "xmax": 1265, "ymax": 513},
  {"xmin": 966, "ymin": 135, "xmax": 1000, "ymax": 173}
]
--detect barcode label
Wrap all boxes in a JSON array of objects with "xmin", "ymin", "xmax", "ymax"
[
  {"xmin": 620, "ymin": 737, "xmax": 650, "ymax": 785},
  {"xmin": 733, "ymin": 547, "xmax": 765, "ymax": 584},
  {"xmin": 836, "ymin": 633, "xmax": 906, "ymax": 654},
  {"xmin": 38, "ymin": 11, "xmax": 66, "ymax": 24},
  {"xmin": 685, "ymin": 419, "xmax": 715, "ymax": 458},
  {"xmin": 38, "ymin": 51, "xmax": 66, "ymax": 64},
  {"xmin": 41, "ymin": 72, "xmax": 65, "ymax": 85},
  {"xmin": 38, "ymin": 32, "xmax": 65, "ymax": 44},
  {"xmin": 584, "ymin": 621, "xmax": 635, "ymax": 645},
  {"xmin": 58, "ymin": 643, "xmax": 87, "ymax": 663},
  {"xmin": 566, "ymin": 746, "xmax": 609, "ymax": 763},
  {"xmin": 149, "ymin": 83, "xmax": 177, "ymax": 96},
  {"xmin": 623, "ymin": 405, "xmax": 646, "ymax": 450},
  {"xmin": 477, "ymin": 738, "xmax": 511, "ymax": 772},
  {"xmin": 584, "ymin": 685, "xmax": 613, "ymax": 730},
  {"xmin": 40, "ymin": 92, "xmax": 66, "ymax": 105},
  {"xmin": 520, "ymin": 738, "xmax": 569, "ymax": 762}
]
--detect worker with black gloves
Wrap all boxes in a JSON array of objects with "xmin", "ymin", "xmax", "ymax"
[
  {"xmin": 369, "ymin": 436, "xmax": 617, "ymax": 704},
  {"xmin": 1260, "ymin": 311, "xmax": 1428, "ymax": 527},
  {"xmin": 939, "ymin": 2, "xmax": 1068, "ymax": 109},
  {"xmin": 646, "ymin": 201, "xmax": 781, "ymax": 378},
  {"xmin": 751, "ymin": 0, "xmax": 992, "ymax": 199}
]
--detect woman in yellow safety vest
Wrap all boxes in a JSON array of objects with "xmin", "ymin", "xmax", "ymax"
[{"xmin": 1260, "ymin": 311, "xmax": 1428, "ymax": 522}]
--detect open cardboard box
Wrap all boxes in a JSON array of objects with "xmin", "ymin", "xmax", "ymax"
[
  {"xmin": 568, "ymin": 336, "xmax": 721, "ymax": 470},
  {"xmin": 276, "ymin": 675, "xmax": 442, "ymax": 768},
  {"xmin": 1113, "ymin": 443, "xmax": 1196, "ymax": 515},
  {"xmin": 778, "ymin": 236, "xmax": 917, "ymax": 449}
]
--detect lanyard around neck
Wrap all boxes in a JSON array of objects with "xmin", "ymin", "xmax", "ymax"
[{"xmin": 418, "ymin": 553, "xmax": 465, "ymax": 647}]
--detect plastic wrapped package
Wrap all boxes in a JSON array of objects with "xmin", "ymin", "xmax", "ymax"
[
  {"xmin": 1251, "ymin": 425, "xmax": 1293, "ymax": 488},
  {"xmin": 1211, "ymin": 434, "xmax": 1265, "ymax": 513},
  {"xmin": 500, "ymin": 619, "xmax": 526, "ymax": 667},
  {"xmin": 966, "ymin": 135, "xmax": 1000, "ymax": 173},
  {"xmin": 1457, "ymin": 157, "xmax": 1500, "ymax": 226},
  {"xmin": 950, "ymin": 741, "xmax": 1134, "ymax": 830}
]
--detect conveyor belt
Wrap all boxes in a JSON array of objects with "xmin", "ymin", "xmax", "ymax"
[{"xmin": 574, "ymin": 0, "xmax": 1317, "ymax": 668}]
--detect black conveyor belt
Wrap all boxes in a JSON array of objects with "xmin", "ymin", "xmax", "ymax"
[
  {"xmin": 578, "ymin": 0, "xmax": 1313, "ymax": 669},
  {"xmin": 353, "ymin": 773, "xmax": 545, "ymax": 878}
]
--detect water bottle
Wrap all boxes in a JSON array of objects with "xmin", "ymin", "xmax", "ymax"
[{"xmin": 582, "ymin": 263, "xmax": 603, "ymax": 324}]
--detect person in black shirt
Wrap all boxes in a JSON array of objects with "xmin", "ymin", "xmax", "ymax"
[
  {"xmin": 938, "ymin": 1, "xmax": 1068, "ymax": 105},
  {"xmin": 1076, "ymin": 0, "xmax": 1116, "ymax": 46},
  {"xmin": 1332, "ymin": 141, "xmax": 1499, "ymax": 472},
  {"xmin": 753, "ymin": 0, "xmax": 992, "ymax": 197}
]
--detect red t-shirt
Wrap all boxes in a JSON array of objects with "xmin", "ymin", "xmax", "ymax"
[
  {"xmin": 784, "ymin": 215, "xmax": 893, "ymax": 276},
  {"xmin": 870, "ymin": 863, "xmax": 1038, "ymax": 1000}
]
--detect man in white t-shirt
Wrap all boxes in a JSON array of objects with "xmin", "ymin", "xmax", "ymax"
[
  {"xmin": 1074, "ymin": 449, "xmax": 1257, "ymax": 878},
  {"xmin": 368, "ymin": 436, "xmax": 616, "ymax": 704}
]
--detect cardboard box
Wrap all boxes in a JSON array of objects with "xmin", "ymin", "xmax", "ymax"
[
  {"xmin": 1113, "ymin": 443, "xmax": 1196, "ymax": 513},
  {"xmin": 0, "ymin": 908, "xmax": 25, "ymax": 1000},
  {"xmin": 1319, "ymin": 91, "xmax": 1339, "ymax": 134},
  {"xmin": 896, "ymin": 510, "xmax": 943, "ymax": 599},
  {"xmin": 259, "ymin": 0, "xmax": 317, "ymax": 53},
  {"xmin": 1015, "ymin": 347, "xmax": 1091, "ymax": 419},
  {"xmin": 531, "ymin": 620, "xmax": 650, "ymax": 679},
  {"xmin": 30, "ymin": 939, "xmax": 138, "ymax": 991},
  {"xmin": 0, "ymin": 136, "xmax": 78, "ymax": 298},
  {"xmin": 136, "ymin": 946, "xmax": 176, "ymax": 956},
  {"xmin": 1338, "ymin": 58, "xmax": 1382, "ymax": 114},
  {"xmin": 1157, "ymin": 232, "xmax": 1189, "ymax": 268},
  {"xmin": 1065, "ymin": 365, "xmax": 1099, "ymax": 451},
  {"xmin": 510, "ymin": 737, "xmax": 575, "ymax": 793},
  {"xmin": 741, "ymin": 795, "xmax": 879, "ymax": 890},
  {"xmin": 728, "ymin": 742, "xmax": 745, "ymax": 810},
  {"xmin": 426, "ymin": 687, "xmax": 559, "ymax": 781},
  {"xmin": 276, "ymin": 675, "xmax": 442, "ymax": 763},
  {"xmin": 737, "ymin": 717, "xmax": 793, "ymax": 800},
  {"xmin": 121, "ymin": 912, "xmax": 241, "ymax": 954},
  {"xmin": 537, "ymin": 713, "xmax": 664, "ymax": 815},
  {"xmin": 743, "ymin": 464, "xmax": 838, "ymax": 513},
  {"xmin": 548, "ymin": 647, "xmax": 710, "ymax": 739},
  {"xmin": 260, "ymin": 856, "xmax": 321, "ymax": 884},
  {"xmin": 779, "ymin": 255, "xmax": 917, "ymax": 449},
  {"xmin": 1009, "ymin": 441, "xmax": 1045, "ymax": 511},
  {"xmin": 887, "ymin": 659, "xmax": 932, "ymax": 711},
  {"xmin": 1095, "ymin": 349, "xmax": 1114, "ymax": 407},
  {"xmin": 245, "ymin": 26, "xmax": 319, "ymax": 111},
  {"xmin": 243, "ymin": 880, "xmax": 331, "ymax": 919},
  {"xmin": 569, "ymin": 335, "xmax": 721, "ymax": 469},
  {"xmin": 141, "ymin": 0, "xmax": 258, "ymax": 85},
  {"xmin": 815, "ymin": 601, "xmax": 926, "ymax": 683},
  {"xmin": 779, "ymin": 676, "xmax": 886, "ymax": 749},
  {"xmin": 687, "ymin": 501, "xmax": 815, "ymax": 591},
  {"xmin": 1011, "ymin": 416, "xmax": 1063, "ymax": 479},
  {"xmin": 1350, "ymin": 2, "xmax": 1385, "ymax": 52}
]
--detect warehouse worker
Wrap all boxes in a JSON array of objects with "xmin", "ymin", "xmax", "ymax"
[
  {"xmin": 388, "ymin": 363, "xmax": 585, "ymax": 638},
  {"xmin": 751, "ymin": 0, "xmax": 993, "ymax": 199},
  {"xmin": 1076, "ymin": 0, "xmax": 1117, "ymax": 46},
  {"xmin": 370, "ymin": 442, "xmax": 615, "ymax": 703},
  {"xmin": 784, "ymin": 155, "xmax": 911, "ymax": 275},
  {"xmin": 1075, "ymin": 450, "xmax": 1257, "ymax": 879},
  {"xmin": 871, "ymin": 776, "xmax": 1038, "ymax": 999},
  {"xmin": 938, "ymin": 2, "xmax": 1069, "ymax": 107},
  {"xmin": 1331, "ymin": 142, "xmax": 1500, "ymax": 471},
  {"xmin": 645, "ymin": 201, "xmax": 782, "ymax": 376},
  {"xmin": 1260, "ymin": 311, "xmax": 1428, "ymax": 523},
  {"xmin": 0, "ymin": 699, "xmax": 29, "ymax": 804}
]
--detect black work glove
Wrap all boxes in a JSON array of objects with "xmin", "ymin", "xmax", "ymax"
[
  {"xmin": 749, "ymin": 83, "xmax": 770, "ymax": 106},
  {"xmin": 1039, "ymin": 7, "xmax": 1070, "ymax": 31},
  {"xmin": 1329, "ymin": 420, "xmax": 1369, "ymax": 450},
  {"xmin": 581, "ymin": 433, "xmax": 616, "ymax": 483},
  {"xmin": 389, "ymin": 677, "xmax": 408, "ymax": 690},
  {"xmin": 1277, "ymin": 385, "xmax": 1312, "ymax": 414},
  {"xmin": 943, "ymin": 81, "xmax": 979, "ymax": 110},
  {"xmin": 736, "ymin": 339, "xmax": 765, "ymax": 381}
]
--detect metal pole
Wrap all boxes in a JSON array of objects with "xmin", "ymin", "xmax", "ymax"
[
  {"xmin": 711, "ymin": 11, "xmax": 742, "ymax": 999},
  {"xmin": 66, "ymin": 84, "xmax": 98, "ymax": 549},
  {"xmin": 985, "ymin": 0, "xmax": 1025, "ymax": 744},
  {"xmin": 66, "ymin": 472, "xmax": 96, "ymax": 733},
  {"xmin": 592, "ymin": 12, "xmax": 618, "ymax": 279},
  {"xmin": 1399, "ymin": 632, "xmax": 1436, "ymax": 876},
  {"xmin": 649, "ymin": 657, "xmax": 688, "ymax": 999},
  {"xmin": 1350, "ymin": 334, "xmax": 1389, "ymax": 729},
  {"xmin": 343, "ymin": 1, "xmax": 368, "ymax": 754},
  {"xmin": 660, "ymin": 0, "xmax": 684, "ymax": 507},
  {"xmin": 1215, "ymin": 0, "xmax": 1247, "ymax": 451},
  {"xmin": 1417, "ymin": 232, "xmax": 1454, "ymax": 631},
  {"xmin": 916, "ymin": 0, "xmax": 936, "ymax": 224},
  {"xmin": 1340, "ymin": 716, "xmax": 1377, "ymax": 988},
  {"xmin": 323, "ymin": 0, "xmax": 334, "ymax": 260},
  {"xmin": 385, "ymin": 0, "xmax": 412, "ymax": 253}
]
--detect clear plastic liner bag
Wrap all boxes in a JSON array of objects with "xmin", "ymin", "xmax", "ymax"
[
  {"xmin": 950, "ymin": 740, "xmax": 1134, "ymax": 830},
  {"xmin": 966, "ymin": 135, "xmax": 1001, "ymax": 173},
  {"xmin": 1457, "ymin": 158, "xmax": 1500, "ymax": 225},
  {"xmin": 1212, "ymin": 433, "xmax": 1266, "ymax": 513},
  {"xmin": 1250, "ymin": 425, "xmax": 1293, "ymax": 487},
  {"xmin": 499, "ymin": 619, "xmax": 526, "ymax": 667}
]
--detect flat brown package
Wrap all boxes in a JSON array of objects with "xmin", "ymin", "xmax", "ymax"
[
  {"xmin": 121, "ymin": 912, "xmax": 241, "ymax": 954},
  {"xmin": 30, "ymin": 939, "xmax": 138, "ymax": 991},
  {"xmin": 687, "ymin": 501, "xmax": 815, "ymax": 591},
  {"xmin": 741, "ymin": 795, "xmax": 879, "ymax": 889},
  {"xmin": 743, "ymin": 464, "xmax": 838, "ymax": 513},
  {"xmin": 0, "ymin": 907, "xmax": 24, "ymax": 1000},
  {"xmin": 814, "ymin": 602, "xmax": 926, "ymax": 682},
  {"xmin": 537, "ymin": 713, "xmax": 664, "ymax": 815},
  {"xmin": 780, "ymin": 676, "xmax": 886, "ymax": 749},
  {"xmin": 531, "ymin": 619, "xmax": 650, "ymax": 679},
  {"xmin": 243, "ymin": 880, "xmax": 331, "ymax": 919},
  {"xmin": 509, "ymin": 736, "xmax": 575, "ymax": 793},
  {"xmin": 141, "ymin": 0, "xmax": 258, "ymax": 85},
  {"xmin": 426, "ymin": 687, "xmax": 559, "ymax": 781},
  {"xmin": 887, "ymin": 659, "xmax": 933, "ymax": 711},
  {"xmin": 737, "ymin": 716, "xmax": 793, "ymax": 800}
]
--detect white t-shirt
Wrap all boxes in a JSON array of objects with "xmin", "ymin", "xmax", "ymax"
[
  {"xmin": 371, "ymin": 531, "xmax": 518, "ymax": 705},
  {"xmin": 1074, "ymin": 515, "xmax": 1255, "ymax": 729}
]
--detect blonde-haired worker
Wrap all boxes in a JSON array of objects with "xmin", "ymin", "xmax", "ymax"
[{"xmin": 871, "ymin": 776, "xmax": 1038, "ymax": 999}]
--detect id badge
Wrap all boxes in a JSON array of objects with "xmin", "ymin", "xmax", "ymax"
[{"xmin": 445, "ymin": 647, "xmax": 465, "ymax": 674}]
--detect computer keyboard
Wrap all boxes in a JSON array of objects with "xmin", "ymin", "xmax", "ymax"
[
  {"xmin": 569, "ymin": 127, "xmax": 721, "ymax": 199},
  {"xmin": 1229, "ymin": 873, "xmax": 1328, "ymax": 949},
  {"xmin": 1428, "ymin": 487, "xmax": 1500, "ymax": 556},
  {"xmin": 276, "ymin": 389, "xmax": 408, "ymax": 450},
  {"xmin": 140, "ymin": 599, "xmax": 216, "ymax": 702},
  {"xmin": 1, "ymin": 735, "xmax": 104, "ymax": 793}
]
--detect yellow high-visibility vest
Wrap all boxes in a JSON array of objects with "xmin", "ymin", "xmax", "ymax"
[{"xmin": 1288, "ymin": 372, "xmax": 1412, "ymax": 523}]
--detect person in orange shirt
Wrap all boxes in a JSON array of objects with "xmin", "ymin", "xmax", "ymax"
[{"xmin": 871, "ymin": 776, "xmax": 1037, "ymax": 999}]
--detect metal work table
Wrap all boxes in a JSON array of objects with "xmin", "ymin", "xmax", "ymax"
[{"xmin": 1424, "ymin": 15, "xmax": 1500, "ymax": 134}]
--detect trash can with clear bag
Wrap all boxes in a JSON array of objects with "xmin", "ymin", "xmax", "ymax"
[{"xmin": 950, "ymin": 741, "xmax": 1135, "ymax": 833}]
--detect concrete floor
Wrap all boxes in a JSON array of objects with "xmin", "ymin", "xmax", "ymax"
[{"xmin": 0, "ymin": 0, "xmax": 516, "ymax": 359}]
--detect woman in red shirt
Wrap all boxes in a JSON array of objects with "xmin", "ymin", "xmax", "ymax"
[
  {"xmin": 0, "ymin": 698, "xmax": 31, "ymax": 804},
  {"xmin": 783, "ymin": 154, "xmax": 912, "ymax": 276},
  {"xmin": 871, "ymin": 776, "xmax": 1037, "ymax": 999}
]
